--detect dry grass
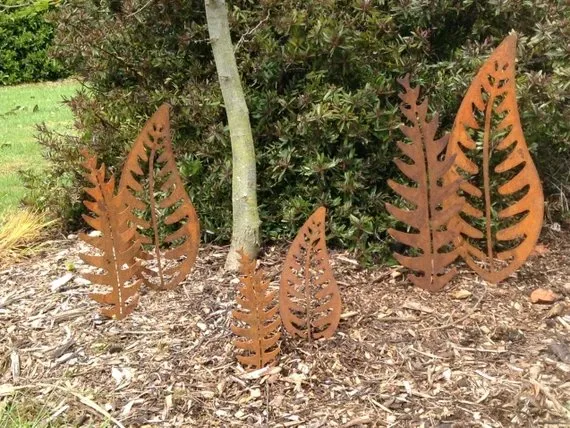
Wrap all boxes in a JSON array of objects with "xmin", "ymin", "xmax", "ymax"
[{"xmin": 0, "ymin": 209, "xmax": 56, "ymax": 264}]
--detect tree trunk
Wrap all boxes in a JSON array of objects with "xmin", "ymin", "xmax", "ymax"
[{"xmin": 205, "ymin": 0, "xmax": 260, "ymax": 271}]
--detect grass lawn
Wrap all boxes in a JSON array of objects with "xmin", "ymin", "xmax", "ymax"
[{"xmin": 0, "ymin": 79, "xmax": 79, "ymax": 214}]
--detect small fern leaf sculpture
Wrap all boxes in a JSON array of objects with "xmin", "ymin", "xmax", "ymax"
[
  {"xmin": 280, "ymin": 206, "xmax": 342, "ymax": 340},
  {"xmin": 119, "ymin": 104, "xmax": 200, "ymax": 290},
  {"xmin": 79, "ymin": 152, "xmax": 142, "ymax": 320},
  {"xmin": 444, "ymin": 34, "xmax": 544, "ymax": 283},
  {"xmin": 232, "ymin": 251, "xmax": 281, "ymax": 369},
  {"xmin": 386, "ymin": 75, "xmax": 464, "ymax": 292}
]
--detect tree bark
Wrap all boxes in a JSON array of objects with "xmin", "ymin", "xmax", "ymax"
[{"xmin": 205, "ymin": 0, "xmax": 260, "ymax": 270}]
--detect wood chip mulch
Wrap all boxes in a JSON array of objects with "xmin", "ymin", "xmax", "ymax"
[{"xmin": 1, "ymin": 230, "xmax": 569, "ymax": 427}]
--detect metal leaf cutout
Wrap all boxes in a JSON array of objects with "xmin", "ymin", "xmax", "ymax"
[
  {"xmin": 231, "ymin": 250, "xmax": 281, "ymax": 369},
  {"xmin": 119, "ymin": 104, "xmax": 200, "ymax": 290},
  {"xmin": 444, "ymin": 34, "xmax": 544, "ymax": 283},
  {"xmin": 79, "ymin": 152, "xmax": 142, "ymax": 320},
  {"xmin": 386, "ymin": 76, "xmax": 464, "ymax": 292},
  {"xmin": 280, "ymin": 207, "xmax": 341, "ymax": 340}
]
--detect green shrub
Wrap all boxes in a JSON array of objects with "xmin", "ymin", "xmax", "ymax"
[
  {"xmin": 0, "ymin": 1, "xmax": 69, "ymax": 85},
  {"xmin": 27, "ymin": 0, "xmax": 570, "ymax": 260}
]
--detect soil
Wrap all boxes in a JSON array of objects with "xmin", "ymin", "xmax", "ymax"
[{"xmin": 1, "ymin": 230, "xmax": 569, "ymax": 427}]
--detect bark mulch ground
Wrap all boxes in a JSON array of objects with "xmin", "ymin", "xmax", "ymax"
[{"xmin": 1, "ymin": 231, "xmax": 569, "ymax": 427}]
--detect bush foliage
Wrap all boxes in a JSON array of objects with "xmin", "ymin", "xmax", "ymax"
[
  {"xmin": 0, "ymin": 1, "xmax": 69, "ymax": 85},
  {"xmin": 28, "ymin": 0, "xmax": 570, "ymax": 259}
]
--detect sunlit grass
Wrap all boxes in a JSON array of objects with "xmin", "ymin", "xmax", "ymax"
[{"xmin": 0, "ymin": 79, "xmax": 79, "ymax": 213}]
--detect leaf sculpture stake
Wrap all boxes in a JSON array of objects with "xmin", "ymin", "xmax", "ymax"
[
  {"xmin": 119, "ymin": 104, "xmax": 200, "ymax": 290},
  {"xmin": 280, "ymin": 207, "xmax": 341, "ymax": 340},
  {"xmin": 232, "ymin": 251, "xmax": 281, "ymax": 369},
  {"xmin": 444, "ymin": 34, "xmax": 544, "ymax": 283},
  {"xmin": 386, "ymin": 75, "xmax": 464, "ymax": 292},
  {"xmin": 79, "ymin": 152, "xmax": 142, "ymax": 320}
]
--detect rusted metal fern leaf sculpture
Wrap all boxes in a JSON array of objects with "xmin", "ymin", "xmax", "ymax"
[
  {"xmin": 386, "ymin": 76, "xmax": 464, "ymax": 292},
  {"xmin": 444, "ymin": 34, "xmax": 544, "ymax": 283},
  {"xmin": 280, "ymin": 207, "xmax": 341, "ymax": 340},
  {"xmin": 79, "ymin": 152, "xmax": 142, "ymax": 320},
  {"xmin": 232, "ymin": 251, "xmax": 281, "ymax": 369},
  {"xmin": 119, "ymin": 104, "xmax": 200, "ymax": 290}
]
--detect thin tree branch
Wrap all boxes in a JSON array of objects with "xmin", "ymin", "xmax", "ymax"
[
  {"xmin": 234, "ymin": 10, "xmax": 270, "ymax": 53},
  {"xmin": 125, "ymin": 0, "xmax": 154, "ymax": 18}
]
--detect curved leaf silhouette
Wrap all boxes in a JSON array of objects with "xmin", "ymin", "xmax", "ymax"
[
  {"xmin": 79, "ymin": 152, "xmax": 142, "ymax": 320},
  {"xmin": 386, "ymin": 75, "xmax": 464, "ymax": 292},
  {"xmin": 232, "ymin": 250, "xmax": 281, "ymax": 369},
  {"xmin": 280, "ymin": 207, "xmax": 341, "ymax": 340},
  {"xmin": 444, "ymin": 34, "xmax": 544, "ymax": 283},
  {"xmin": 119, "ymin": 104, "xmax": 200, "ymax": 290}
]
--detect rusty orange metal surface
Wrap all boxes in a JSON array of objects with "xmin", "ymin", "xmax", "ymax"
[
  {"xmin": 444, "ymin": 34, "xmax": 544, "ymax": 283},
  {"xmin": 232, "ymin": 250, "xmax": 281, "ymax": 369},
  {"xmin": 280, "ymin": 207, "xmax": 342, "ymax": 340},
  {"xmin": 119, "ymin": 104, "xmax": 200, "ymax": 291},
  {"xmin": 386, "ymin": 75, "xmax": 464, "ymax": 292},
  {"xmin": 79, "ymin": 152, "xmax": 142, "ymax": 320}
]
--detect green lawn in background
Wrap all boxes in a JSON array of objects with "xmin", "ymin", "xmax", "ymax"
[{"xmin": 0, "ymin": 79, "xmax": 79, "ymax": 214}]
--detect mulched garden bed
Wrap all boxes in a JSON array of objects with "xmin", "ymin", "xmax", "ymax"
[{"xmin": 1, "ymin": 230, "xmax": 569, "ymax": 427}]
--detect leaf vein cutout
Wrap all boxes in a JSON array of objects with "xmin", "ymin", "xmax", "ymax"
[
  {"xmin": 444, "ymin": 34, "xmax": 544, "ymax": 283},
  {"xmin": 386, "ymin": 75, "xmax": 464, "ymax": 292},
  {"xmin": 232, "ymin": 251, "xmax": 281, "ymax": 369},
  {"xmin": 79, "ymin": 152, "xmax": 142, "ymax": 320},
  {"xmin": 280, "ymin": 207, "xmax": 342, "ymax": 339},
  {"xmin": 118, "ymin": 104, "xmax": 200, "ymax": 290}
]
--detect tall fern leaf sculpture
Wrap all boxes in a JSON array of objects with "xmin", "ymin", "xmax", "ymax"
[
  {"xmin": 386, "ymin": 75, "xmax": 464, "ymax": 292},
  {"xmin": 232, "ymin": 251, "xmax": 281, "ymax": 369},
  {"xmin": 280, "ymin": 207, "xmax": 342, "ymax": 340},
  {"xmin": 444, "ymin": 34, "xmax": 544, "ymax": 283},
  {"xmin": 79, "ymin": 152, "xmax": 142, "ymax": 320},
  {"xmin": 119, "ymin": 104, "xmax": 200, "ymax": 290}
]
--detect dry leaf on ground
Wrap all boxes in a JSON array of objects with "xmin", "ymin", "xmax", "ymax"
[{"xmin": 530, "ymin": 288, "xmax": 558, "ymax": 304}]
